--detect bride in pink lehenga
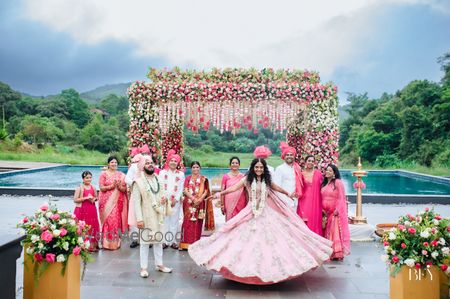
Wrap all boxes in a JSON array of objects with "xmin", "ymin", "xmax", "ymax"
[{"xmin": 188, "ymin": 158, "xmax": 333, "ymax": 285}]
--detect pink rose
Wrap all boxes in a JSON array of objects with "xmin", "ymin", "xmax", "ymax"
[
  {"xmin": 435, "ymin": 215, "xmax": 442, "ymax": 220},
  {"xmin": 397, "ymin": 225, "xmax": 405, "ymax": 231},
  {"xmin": 40, "ymin": 204, "xmax": 49, "ymax": 211},
  {"xmin": 45, "ymin": 253, "xmax": 55, "ymax": 263},
  {"xmin": 415, "ymin": 263, "xmax": 421, "ymax": 269},
  {"xmin": 431, "ymin": 240, "xmax": 438, "ymax": 247},
  {"xmin": 60, "ymin": 228, "xmax": 67, "ymax": 237},
  {"xmin": 23, "ymin": 217, "xmax": 29, "ymax": 223},
  {"xmin": 383, "ymin": 241, "xmax": 389, "ymax": 247},
  {"xmin": 50, "ymin": 214, "xmax": 60, "ymax": 221},
  {"xmin": 408, "ymin": 228, "xmax": 416, "ymax": 234},
  {"xmin": 401, "ymin": 243, "xmax": 407, "ymax": 249},
  {"xmin": 423, "ymin": 242, "xmax": 429, "ymax": 247},
  {"xmin": 426, "ymin": 261, "xmax": 433, "ymax": 266},
  {"xmin": 422, "ymin": 250, "xmax": 428, "ymax": 256},
  {"xmin": 40, "ymin": 230, "xmax": 53, "ymax": 243},
  {"xmin": 73, "ymin": 246, "xmax": 81, "ymax": 256},
  {"xmin": 441, "ymin": 264, "xmax": 448, "ymax": 271},
  {"xmin": 425, "ymin": 208, "xmax": 429, "ymax": 212},
  {"xmin": 392, "ymin": 256, "xmax": 399, "ymax": 263},
  {"xmin": 447, "ymin": 226, "xmax": 450, "ymax": 232},
  {"xmin": 34, "ymin": 253, "xmax": 43, "ymax": 262}
]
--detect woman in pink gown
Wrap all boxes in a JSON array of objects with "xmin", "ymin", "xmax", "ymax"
[
  {"xmin": 298, "ymin": 155, "xmax": 324, "ymax": 236},
  {"xmin": 98, "ymin": 156, "xmax": 129, "ymax": 250},
  {"xmin": 221, "ymin": 156, "xmax": 247, "ymax": 221},
  {"xmin": 321, "ymin": 164, "xmax": 350, "ymax": 260},
  {"xmin": 189, "ymin": 158, "xmax": 333, "ymax": 285},
  {"xmin": 73, "ymin": 171, "xmax": 100, "ymax": 251}
]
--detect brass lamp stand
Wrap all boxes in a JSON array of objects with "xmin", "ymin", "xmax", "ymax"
[{"xmin": 349, "ymin": 157, "xmax": 367, "ymax": 224}]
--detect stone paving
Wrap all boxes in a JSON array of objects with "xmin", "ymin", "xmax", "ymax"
[{"xmin": 4, "ymin": 195, "xmax": 450, "ymax": 299}]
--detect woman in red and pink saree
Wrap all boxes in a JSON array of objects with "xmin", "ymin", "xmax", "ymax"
[
  {"xmin": 179, "ymin": 161, "xmax": 214, "ymax": 250},
  {"xmin": 298, "ymin": 155, "xmax": 324, "ymax": 236},
  {"xmin": 320, "ymin": 164, "xmax": 351, "ymax": 260},
  {"xmin": 98, "ymin": 156, "xmax": 129, "ymax": 250},
  {"xmin": 221, "ymin": 156, "xmax": 247, "ymax": 221}
]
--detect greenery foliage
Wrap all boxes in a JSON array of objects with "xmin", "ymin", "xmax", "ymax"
[{"xmin": 339, "ymin": 53, "xmax": 450, "ymax": 170}]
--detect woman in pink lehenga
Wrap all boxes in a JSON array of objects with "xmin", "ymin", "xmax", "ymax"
[
  {"xmin": 298, "ymin": 155, "xmax": 324, "ymax": 236},
  {"xmin": 189, "ymin": 158, "xmax": 333, "ymax": 285},
  {"xmin": 73, "ymin": 171, "xmax": 100, "ymax": 251},
  {"xmin": 321, "ymin": 164, "xmax": 351, "ymax": 260},
  {"xmin": 221, "ymin": 156, "xmax": 247, "ymax": 221},
  {"xmin": 98, "ymin": 156, "xmax": 129, "ymax": 250}
]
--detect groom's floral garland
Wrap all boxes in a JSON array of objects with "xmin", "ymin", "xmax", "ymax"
[{"xmin": 251, "ymin": 180, "xmax": 267, "ymax": 218}]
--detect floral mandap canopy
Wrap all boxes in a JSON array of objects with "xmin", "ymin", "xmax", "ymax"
[{"xmin": 127, "ymin": 68, "xmax": 339, "ymax": 169}]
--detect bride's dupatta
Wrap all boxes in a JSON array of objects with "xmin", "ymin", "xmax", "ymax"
[{"xmin": 223, "ymin": 173, "xmax": 246, "ymax": 221}]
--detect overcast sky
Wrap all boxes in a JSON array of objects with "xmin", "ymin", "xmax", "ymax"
[{"xmin": 1, "ymin": 0, "xmax": 449, "ymax": 102}]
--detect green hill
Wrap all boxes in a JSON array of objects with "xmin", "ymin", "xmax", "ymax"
[{"xmin": 80, "ymin": 83, "xmax": 130, "ymax": 103}]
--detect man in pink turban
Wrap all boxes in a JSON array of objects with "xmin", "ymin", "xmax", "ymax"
[
  {"xmin": 159, "ymin": 149, "xmax": 185, "ymax": 249},
  {"xmin": 253, "ymin": 145, "xmax": 274, "ymax": 174},
  {"xmin": 273, "ymin": 142, "xmax": 303, "ymax": 210}
]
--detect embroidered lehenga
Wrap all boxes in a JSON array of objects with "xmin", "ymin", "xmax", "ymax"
[{"xmin": 188, "ymin": 180, "xmax": 333, "ymax": 285}]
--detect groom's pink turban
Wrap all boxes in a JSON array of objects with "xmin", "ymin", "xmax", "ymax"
[
  {"xmin": 163, "ymin": 149, "xmax": 181, "ymax": 170},
  {"xmin": 253, "ymin": 146, "xmax": 272, "ymax": 159},
  {"xmin": 279, "ymin": 141, "xmax": 297, "ymax": 160}
]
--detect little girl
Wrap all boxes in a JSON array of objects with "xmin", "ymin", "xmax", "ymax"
[{"xmin": 74, "ymin": 171, "xmax": 101, "ymax": 252}]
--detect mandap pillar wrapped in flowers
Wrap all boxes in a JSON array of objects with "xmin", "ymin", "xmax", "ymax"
[{"xmin": 128, "ymin": 68, "xmax": 339, "ymax": 168}]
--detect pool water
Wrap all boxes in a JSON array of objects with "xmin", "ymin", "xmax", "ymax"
[{"xmin": 0, "ymin": 166, "xmax": 449, "ymax": 195}]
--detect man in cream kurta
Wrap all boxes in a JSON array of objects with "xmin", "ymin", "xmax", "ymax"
[
  {"xmin": 159, "ymin": 153, "xmax": 185, "ymax": 249},
  {"xmin": 131, "ymin": 156, "xmax": 173, "ymax": 277}
]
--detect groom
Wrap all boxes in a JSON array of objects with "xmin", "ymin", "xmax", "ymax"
[{"xmin": 131, "ymin": 155, "xmax": 173, "ymax": 278}]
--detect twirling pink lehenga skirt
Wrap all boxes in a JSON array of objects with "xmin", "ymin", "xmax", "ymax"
[{"xmin": 188, "ymin": 191, "xmax": 333, "ymax": 284}]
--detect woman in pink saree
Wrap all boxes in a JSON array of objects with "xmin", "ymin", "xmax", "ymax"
[
  {"xmin": 321, "ymin": 164, "xmax": 351, "ymax": 260},
  {"xmin": 298, "ymin": 155, "xmax": 324, "ymax": 236},
  {"xmin": 98, "ymin": 156, "xmax": 129, "ymax": 250},
  {"xmin": 221, "ymin": 156, "xmax": 247, "ymax": 221},
  {"xmin": 189, "ymin": 158, "xmax": 332, "ymax": 285}
]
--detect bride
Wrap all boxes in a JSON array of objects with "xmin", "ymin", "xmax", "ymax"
[{"xmin": 188, "ymin": 158, "xmax": 333, "ymax": 285}]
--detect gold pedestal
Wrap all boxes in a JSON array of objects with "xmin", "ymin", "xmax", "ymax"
[
  {"xmin": 390, "ymin": 266, "xmax": 439, "ymax": 299},
  {"xmin": 24, "ymin": 252, "xmax": 81, "ymax": 299}
]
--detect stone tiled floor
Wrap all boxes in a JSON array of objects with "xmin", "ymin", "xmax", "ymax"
[{"xmin": 5, "ymin": 195, "xmax": 450, "ymax": 299}]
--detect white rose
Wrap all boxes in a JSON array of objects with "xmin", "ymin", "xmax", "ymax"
[
  {"xmin": 45, "ymin": 212, "xmax": 52, "ymax": 218},
  {"xmin": 391, "ymin": 250, "xmax": 396, "ymax": 256},
  {"xmin": 69, "ymin": 220, "xmax": 76, "ymax": 226},
  {"xmin": 56, "ymin": 254, "xmax": 65, "ymax": 262},
  {"xmin": 52, "ymin": 229, "xmax": 61, "ymax": 237},
  {"xmin": 50, "ymin": 225, "xmax": 56, "ymax": 231},
  {"xmin": 381, "ymin": 255, "xmax": 389, "ymax": 262},
  {"xmin": 433, "ymin": 219, "xmax": 439, "ymax": 225},
  {"xmin": 389, "ymin": 232, "xmax": 396, "ymax": 240},
  {"xmin": 63, "ymin": 242, "xmax": 69, "ymax": 251},
  {"xmin": 78, "ymin": 237, "xmax": 84, "ymax": 245},
  {"xmin": 26, "ymin": 247, "xmax": 34, "ymax": 254},
  {"xmin": 439, "ymin": 238, "xmax": 446, "ymax": 245},
  {"xmin": 404, "ymin": 221, "xmax": 411, "ymax": 226},
  {"xmin": 431, "ymin": 251, "xmax": 439, "ymax": 259},
  {"xmin": 31, "ymin": 235, "xmax": 40, "ymax": 243},
  {"xmin": 84, "ymin": 240, "xmax": 90, "ymax": 249},
  {"xmin": 442, "ymin": 247, "xmax": 449, "ymax": 255},
  {"xmin": 404, "ymin": 259, "xmax": 415, "ymax": 267},
  {"xmin": 59, "ymin": 219, "xmax": 67, "ymax": 225},
  {"xmin": 420, "ymin": 230, "xmax": 430, "ymax": 238},
  {"xmin": 38, "ymin": 243, "xmax": 44, "ymax": 249}
]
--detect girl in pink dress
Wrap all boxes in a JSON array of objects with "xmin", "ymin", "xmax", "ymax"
[
  {"xmin": 221, "ymin": 156, "xmax": 247, "ymax": 221},
  {"xmin": 298, "ymin": 155, "xmax": 324, "ymax": 236},
  {"xmin": 98, "ymin": 156, "xmax": 129, "ymax": 250},
  {"xmin": 321, "ymin": 164, "xmax": 351, "ymax": 260},
  {"xmin": 73, "ymin": 171, "xmax": 100, "ymax": 251},
  {"xmin": 189, "ymin": 158, "xmax": 333, "ymax": 285}
]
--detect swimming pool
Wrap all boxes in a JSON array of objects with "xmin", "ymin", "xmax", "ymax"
[{"xmin": 0, "ymin": 165, "xmax": 449, "ymax": 195}]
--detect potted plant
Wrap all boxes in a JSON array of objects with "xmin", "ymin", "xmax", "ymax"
[
  {"xmin": 17, "ymin": 202, "xmax": 93, "ymax": 299},
  {"xmin": 380, "ymin": 208, "xmax": 450, "ymax": 299}
]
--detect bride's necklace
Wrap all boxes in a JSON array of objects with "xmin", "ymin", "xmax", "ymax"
[
  {"xmin": 251, "ymin": 179, "xmax": 266, "ymax": 218},
  {"xmin": 144, "ymin": 175, "xmax": 160, "ymax": 194}
]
